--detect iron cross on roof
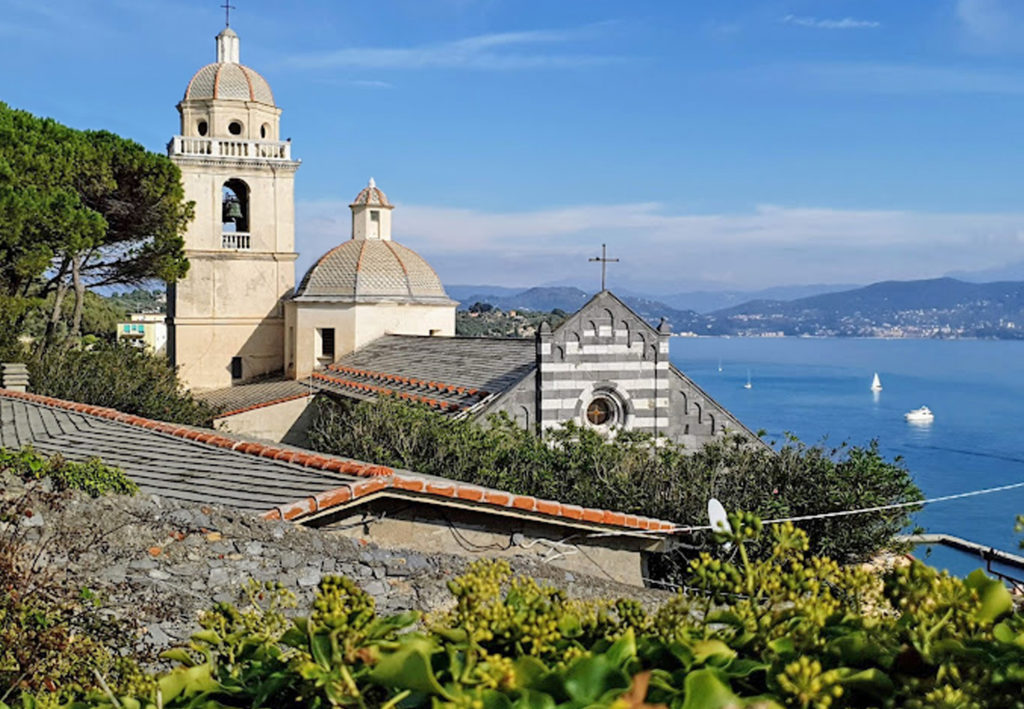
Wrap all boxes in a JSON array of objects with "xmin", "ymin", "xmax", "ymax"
[
  {"xmin": 588, "ymin": 243, "xmax": 619, "ymax": 292},
  {"xmin": 221, "ymin": 1, "xmax": 236, "ymax": 26}
]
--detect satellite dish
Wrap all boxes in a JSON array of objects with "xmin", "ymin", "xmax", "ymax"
[{"xmin": 707, "ymin": 498, "xmax": 732, "ymax": 550}]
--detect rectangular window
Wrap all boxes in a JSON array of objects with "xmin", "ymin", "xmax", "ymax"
[
  {"xmin": 370, "ymin": 210, "xmax": 380, "ymax": 222},
  {"xmin": 319, "ymin": 328, "xmax": 335, "ymax": 359},
  {"xmin": 122, "ymin": 324, "xmax": 130, "ymax": 333},
  {"xmin": 230, "ymin": 356, "xmax": 243, "ymax": 380}
]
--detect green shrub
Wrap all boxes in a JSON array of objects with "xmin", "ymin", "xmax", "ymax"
[
  {"xmin": 307, "ymin": 396, "xmax": 922, "ymax": 567},
  {"xmin": 26, "ymin": 340, "xmax": 218, "ymax": 426},
  {"xmin": 43, "ymin": 513, "xmax": 1024, "ymax": 709},
  {"xmin": 0, "ymin": 445, "xmax": 137, "ymax": 497},
  {"xmin": 0, "ymin": 457, "xmax": 141, "ymax": 707}
]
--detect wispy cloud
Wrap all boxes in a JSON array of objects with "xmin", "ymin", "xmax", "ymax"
[
  {"xmin": 287, "ymin": 24, "xmax": 623, "ymax": 71},
  {"xmin": 956, "ymin": 0, "xmax": 1024, "ymax": 52},
  {"xmin": 349, "ymin": 80, "xmax": 393, "ymax": 89},
  {"xmin": 781, "ymin": 14, "xmax": 880, "ymax": 30},
  {"xmin": 760, "ymin": 61, "xmax": 1024, "ymax": 95},
  {"xmin": 296, "ymin": 200, "xmax": 1024, "ymax": 290}
]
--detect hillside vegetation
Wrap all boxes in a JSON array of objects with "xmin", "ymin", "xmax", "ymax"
[
  {"xmin": 307, "ymin": 396, "xmax": 923, "ymax": 570},
  {"xmin": 4, "ymin": 484, "xmax": 1024, "ymax": 708}
]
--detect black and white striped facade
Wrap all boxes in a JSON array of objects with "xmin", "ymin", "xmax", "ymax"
[
  {"xmin": 308, "ymin": 291, "xmax": 754, "ymax": 449},
  {"xmin": 484, "ymin": 291, "xmax": 751, "ymax": 448}
]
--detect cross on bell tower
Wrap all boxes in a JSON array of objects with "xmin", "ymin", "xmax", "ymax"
[{"xmin": 588, "ymin": 243, "xmax": 619, "ymax": 292}]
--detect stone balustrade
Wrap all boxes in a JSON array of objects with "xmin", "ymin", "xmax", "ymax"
[
  {"xmin": 168, "ymin": 135, "xmax": 292, "ymax": 161},
  {"xmin": 221, "ymin": 232, "xmax": 251, "ymax": 250}
]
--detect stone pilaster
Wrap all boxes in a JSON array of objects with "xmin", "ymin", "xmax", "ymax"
[{"xmin": 535, "ymin": 321, "xmax": 554, "ymax": 433}]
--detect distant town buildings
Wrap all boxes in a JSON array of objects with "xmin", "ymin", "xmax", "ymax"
[{"xmin": 115, "ymin": 313, "xmax": 168, "ymax": 355}]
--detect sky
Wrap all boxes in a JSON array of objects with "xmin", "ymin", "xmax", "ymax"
[{"xmin": 5, "ymin": 0, "xmax": 1024, "ymax": 293}]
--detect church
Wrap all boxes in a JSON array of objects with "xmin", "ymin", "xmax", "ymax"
[{"xmin": 167, "ymin": 26, "xmax": 751, "ymax": 449}]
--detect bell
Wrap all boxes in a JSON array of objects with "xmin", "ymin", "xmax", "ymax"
[{"xmin": 222, "ymin": 199, "xmax": 243, "ymax": 223}]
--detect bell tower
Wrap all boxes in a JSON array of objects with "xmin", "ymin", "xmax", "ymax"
[{"xmin": 167, "ymin": 25, "xmax": 300, "ymax": 390}]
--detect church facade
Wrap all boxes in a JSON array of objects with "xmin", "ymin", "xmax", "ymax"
[{"xmin": 169, "ymin": 26, "xmax": 753, "ymax": 449}]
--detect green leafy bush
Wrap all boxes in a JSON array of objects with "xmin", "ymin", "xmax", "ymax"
[
  {"xmin": 308, "ymin": 397, "xmax": 922, "ymax": 566},
  {"xmin": 0, "ymin": 456, "xmax": 142, "ymax": 706},
  {"xmin": 26, "ymin": 340, "xmax": 218, "ymax": 426},
  {"xmin": 35, "ymin": 513, "xmax": 1024, "ymax": 708},
  {"xmin": 0, "ymin": 445, "xmax": 137, "ymax": 497}
]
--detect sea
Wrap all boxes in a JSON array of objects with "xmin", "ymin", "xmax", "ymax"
[{"xmin": 669, "ymin": 336, "xmax": 1024, "ymax": 578}]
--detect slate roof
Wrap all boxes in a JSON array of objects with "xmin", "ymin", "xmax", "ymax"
[
  {"xmin": 0, "ymin": 393, "xmax": 362, "ymax": 512},
  {"xmin": 0, "ymin": 389, "xmax": 676, "ymax": 535},
  {"xmin": 195, "ymin": 379, "xmax": 313, "ymax": 418},
  {"xmin": 310, "ymin": 335, "xmax": 536, "ymax": 415}
]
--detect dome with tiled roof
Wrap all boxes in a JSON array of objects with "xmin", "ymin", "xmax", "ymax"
[
  {"xmin": 293, "ymin": 240, "xmax": 451, "ymax": 303},
  {"xmin": 183, "ymin": 28, "xmax": 275, "ymax": 105},
  {"xmin": 293, "ymin": 179, "xmax": 453, "ymax": 304}
]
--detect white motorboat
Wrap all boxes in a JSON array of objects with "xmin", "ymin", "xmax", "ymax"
[
  {"xmin": 743, "ymin": 370, "xmax": 752, "ymax": 390},
  {"xmin": 904, "ymin": 406, "xmax": 934, "ymax": 423},
  {"xmin": 870, "ymin": 372, "xmax": 882, "ymax": 392}
]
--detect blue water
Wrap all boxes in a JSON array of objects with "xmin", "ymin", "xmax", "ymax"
[{"xmin": 669, "ymin": 337, "xmax": 1024, "ymax": 577}]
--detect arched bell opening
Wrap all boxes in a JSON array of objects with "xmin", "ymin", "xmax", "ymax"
[{"xmin": 222, "ymin": 179, "xmax": 250, "ymax": 233}]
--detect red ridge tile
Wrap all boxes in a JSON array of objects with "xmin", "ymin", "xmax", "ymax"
[
  {"xmin": 484, "ymin": 491, "xmax": 511, "ymax": 506},
  {"xmin": 535, "ymin": 499, "xmax": 561, "ymax": 516},
  {"xmin": 511, "ymin": 495, "xmax": 536, "ymax": 511},
  {"xmin": 392, "ymin": 476, "xmax": 425, "ymax": 492},
  {"xmin": 560, "ymin": 504, "xmax": 585, "ymax": 520},
  {"xmin": 426, "ymin": 482, "xmax": 456, "ymax": 497}
]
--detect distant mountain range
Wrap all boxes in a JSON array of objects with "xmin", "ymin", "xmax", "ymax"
[
  {"xmin": 448, "ymin": 283, "xmax": 858, "ymax": 314},
  {"xmin": 451, "ymin": 278, "xmax": 1024, "ymax": 339},
  {"xmin": 451, "ymin": 285, "xmax": 704, "ymax": 330},
  {"xmin": 639, "ymin": 283, "xmax": 862, "ymax": 313},
  {"xmin": 705, "ymin": 277, "xmax": 1024, "ymax": 338}
]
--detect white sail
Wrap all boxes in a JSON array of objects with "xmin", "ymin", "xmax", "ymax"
[{"xmin": 871, "ymin": 372, "xmax": 882, "ymax": 391}]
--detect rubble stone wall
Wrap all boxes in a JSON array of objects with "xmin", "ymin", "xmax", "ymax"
[{"xmin": 2, "ymin": 474, "xmax": 669, "ymax": 659}]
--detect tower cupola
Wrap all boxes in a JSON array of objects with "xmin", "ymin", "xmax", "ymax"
[
  {"xmin": 177, "ymin": 26, "xmax": 280, "ymax": 142},
  {"xmin": 216, "ymin": 27, "xmax": 240, "ymax": 63},
  {"xmin": 350, "ymin": 178, "xmax": 394, "ymax": 241}
]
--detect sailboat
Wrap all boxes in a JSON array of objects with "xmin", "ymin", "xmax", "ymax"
[
  {"xmin": 717, "ymin": 358, "xmax": 723, "ymax": 373},
  {"xmin": 870, "ymin": 372, "xmax": 882, "ymax": 392},
  {"xmin": 743, "ymin": 370, "xmax": 752, "ymax": 390}
]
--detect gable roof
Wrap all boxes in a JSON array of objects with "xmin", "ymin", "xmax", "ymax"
[
  {"xmin": 553, "ymin": 289, "xmax": 665, "ymax": 339},
  {"xmin": 311, "ymin": 334, "xmax": 536, "ymax": 415},
  {"xmin": 0, "ymin": 389, "xmax": 675, "ymax": 536}
]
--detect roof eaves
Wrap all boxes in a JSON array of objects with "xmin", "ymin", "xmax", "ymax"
[
  {"xmin": 263, "ymin": 471, "xmax": 678, "ymax": 536},
  {"xmin": 215, "ymin": 391, "xmax": 312, "ymax": 419},
  {"xmin": 0, "ymin": 388, "xmax": 677, "ymax": 537},
  {"xmin": 0, "ymin": 388, "xmax": 393, "ymax": 478}
]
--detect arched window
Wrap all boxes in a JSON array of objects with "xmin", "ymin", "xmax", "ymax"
[
  {"xmin": 228, "ymin": 120, "xmax": 243, "ymax": 136},
  {"xmin": 222, "ymin": 179, "xmax": 250, "ymax": 233}
]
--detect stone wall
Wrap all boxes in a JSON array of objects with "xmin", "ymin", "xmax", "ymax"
[{"xmin": 2, "ymin": 474, "xmax": 668, "ymax": 661}]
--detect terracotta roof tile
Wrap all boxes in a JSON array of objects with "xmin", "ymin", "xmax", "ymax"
[{"xmin": 0, "ymin": 388, "xmax": 678, "ymax": 536}]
